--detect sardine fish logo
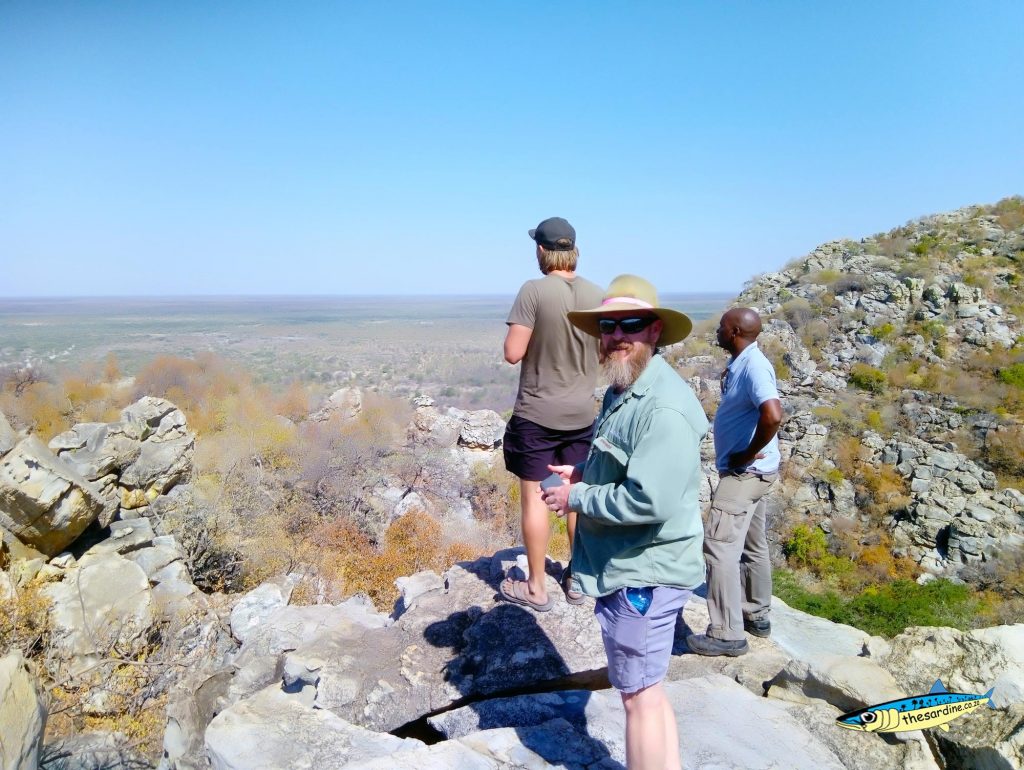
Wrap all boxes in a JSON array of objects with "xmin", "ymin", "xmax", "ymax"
[{"xmin": 837, "ymin": 680, "xmax": 995, "ymax": 733}]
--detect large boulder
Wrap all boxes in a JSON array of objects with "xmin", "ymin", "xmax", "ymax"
[
  {"xmin": 450, "ymin": 408, "xmax": 506, "ymax": 450},
  {"xmin": 42, "ymin": 551, "xmax": 154, "ymax": 677},
  {"xmin": 878, "ymin": 624, "xmax": 1024, "ymax": 709},
  {"xmin": 0, "ymin": 436, "xmax": 105, "ymax": 556},
  {"xmin": 117, "ymin": 397, "xmax": 194, "ymax": 498},
  {"xmin": 48, "ymin": 397, "xmax": 196, "ymax": 525},
  {"xmin": 228, "ymin": 576, "xmax": 297, "ymax": 644},
  {"xmin": 48, "ymin": 422, "xmax": 139, "ymax": 482},
  {"xmin": 0, "ymin": 652, "xmax": 46, "ymax": 770}
]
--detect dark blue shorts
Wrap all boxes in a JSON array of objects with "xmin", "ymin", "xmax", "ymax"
[{"xmin": 502, "ymin": 415, "xmax": 593, "ymax": 482}]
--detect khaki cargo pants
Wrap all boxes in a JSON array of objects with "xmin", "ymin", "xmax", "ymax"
[{"xmin": 703, "ymin": 471, "xmax": 777, "ymax": 642}]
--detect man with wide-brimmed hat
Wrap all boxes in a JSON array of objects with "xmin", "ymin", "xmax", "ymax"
[
  {"xmin": 542, "ymin": 274, "xmax": 708, "ymax": 770},
  {"xmin": 499, "ymin": 217, "xmax": 604, "ymax": 613}
]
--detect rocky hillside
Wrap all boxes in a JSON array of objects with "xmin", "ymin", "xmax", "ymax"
[
  {"xmin": 2, "ymin": 197, "xmax": 1023, "ymax": 768},
  {"xmin": 677, "ymin": 196, "xmax": 1024, "ymax": 585}
]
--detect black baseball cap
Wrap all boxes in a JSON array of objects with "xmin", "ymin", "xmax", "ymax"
[{"xmin": 528, "ymin": 217, "xmax": 576, "ymax": 249}]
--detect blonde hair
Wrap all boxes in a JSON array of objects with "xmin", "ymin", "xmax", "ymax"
[{"xmin": 538, "ymin": 246, "xmax": 579, "ymax": 274}]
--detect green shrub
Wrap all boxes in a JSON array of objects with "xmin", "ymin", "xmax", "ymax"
[
  {"xmin": 783, "ymin": 524, "xmax": 828, "ymax": 569},
  {"xmin": 865, "ymin": 410, "xmax": 885, "ymax": 431},
  {"xmin": 917, "ymin": 320, "xmax": 947, "ymax": 340},
  {"xmin": 805, "ymin": 269, "xmax": 840, "ymax": 286},
  {"xmin": 823, "ymin": 467, "xmax": 845, "ymax": 485},
  {"xmin": 782, "ymin": 525, "xmax": 857, "ymax": 583},
  {"xmin": 871, "ymin": 323, "xmax": 895, "ymax": 340},
  {"xmin": 998, "ymin": 363, "xmax": 1024, "ymax": 390},
  {"xmin": 773, "ymin": 570, "xmax": 981, "ymax": 637},
  {"xmin": 911, "ymin": 235, "xmax": 939, "ymax": 256},
  {"xmin": 846, "ymin": 580, "xmax": 978, "ymax": 637},
  {"xmin": 849, "ymin": 363, "xmax": 887, "ymax": 393}
]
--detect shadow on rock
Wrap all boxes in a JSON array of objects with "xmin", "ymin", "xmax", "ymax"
[{"xmin": 424, "ymin": 603, "xmax": 621, "ymax": 769}]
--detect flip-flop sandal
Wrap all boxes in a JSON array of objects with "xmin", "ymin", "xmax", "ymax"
[
  {"xmin": 499, "ymin": 578, "xmax": 554, "ymax": 612},
  {"xmin": 561, "ymin": 564, "xmax": 586, "ymax": 606}
]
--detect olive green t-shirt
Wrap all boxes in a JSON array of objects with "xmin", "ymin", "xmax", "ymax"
[{"xmin": 507, "ymin": 274, "xmax": 604, "ymax": 430}]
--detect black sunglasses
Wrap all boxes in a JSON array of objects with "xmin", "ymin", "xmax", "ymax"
[{"xmin": 597, "ymin": 316, "xmax": 657, "ymax": 335}]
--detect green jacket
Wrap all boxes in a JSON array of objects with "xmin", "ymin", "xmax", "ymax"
[{"xmin": 568, "ymin": 355, "xmax": 709, "ymax": 597}]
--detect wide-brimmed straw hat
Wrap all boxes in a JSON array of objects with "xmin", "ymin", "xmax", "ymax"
[{"xmin": 567, "ymin": 274, "xmax": 693, "ymax": 345}]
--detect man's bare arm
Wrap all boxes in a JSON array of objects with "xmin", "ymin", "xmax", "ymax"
[{"xmin": 504, "ymin": 324, "xmax": 532, "ymax": 364}]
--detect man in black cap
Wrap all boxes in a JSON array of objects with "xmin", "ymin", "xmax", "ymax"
[{"xmin": 499, "ymin": 217, "xmax": 604, "ymax": 612}]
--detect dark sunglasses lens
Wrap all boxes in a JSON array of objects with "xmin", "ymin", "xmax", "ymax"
[
  {"xmin": 598, "ymin": 317, "xmax": 653, "ymax": 334},
  {"xmin": 619, "ymin": 317, "xmax": 650, "ymax": 334}
]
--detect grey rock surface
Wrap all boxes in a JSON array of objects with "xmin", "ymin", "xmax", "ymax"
[
  {"xmin": 42, "ymin": 551, "xmax": 154, "ymax": 677},
  {"xmin": 0, "ymin": 436, "xmax": 105, "ymax": 556},
  {"xmin": 0, "ymin": 652, "xmax": 46, "ymax": 770},
  {"xmin": 0, "ymin": 411, "xmax": 16, "ymax": 458},
  {"xmin": 204, "ymin": 685, "xmax": 422, "ymax": 770}
]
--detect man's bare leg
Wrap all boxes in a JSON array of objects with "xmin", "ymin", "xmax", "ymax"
[
  {"xmin": 621, "ymin": 682, "xmax": 682, "ymax": 770},
  {"xmin": 520, "ymin": 479, "xmax": 550, "ymax": 605}
]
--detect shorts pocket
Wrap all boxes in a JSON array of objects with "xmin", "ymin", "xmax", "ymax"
[{"xmin": 704, "ymin": 498, "xmax": 748, "ymax": 542}]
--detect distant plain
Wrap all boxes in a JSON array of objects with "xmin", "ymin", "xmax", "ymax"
[{"xmin": 0, "ymin": 293, "xmax": 734, "ymax": 411}]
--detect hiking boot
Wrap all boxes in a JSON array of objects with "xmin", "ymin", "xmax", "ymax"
[
  {"xmin": 686, "ymin": 634, "xmax": 749, "ymax": 657},
  {"xmin": 744, "ymin": 617, "xmax": 771, "ymax": 638}
]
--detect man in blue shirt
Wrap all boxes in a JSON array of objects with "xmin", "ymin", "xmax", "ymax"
[{"xmin": 688, "ymin": 307, "xmax": 783, "ymax": 657}]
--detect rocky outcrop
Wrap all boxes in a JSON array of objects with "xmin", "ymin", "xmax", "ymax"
[
  {"xmin": 0, "ymin": 652, "xmax": 46, "ymax": 770},
  {"xmin": 710, "ymin": 201, "xmax": 1024, "ymax": 579},
  {"xmin": 141, "ymin": 551, "xmax": 1024, "ymax": 770},
  {"xmin": 49, "ymin": 396, "xmax": 195, "ymax": 525},
  {"xmin": 310, "ymin": 386, "xmax": 363, "ymax": 422},
  {"xmin": 408, "ymin": 396, "xmax": 498, "ymax": 446}
]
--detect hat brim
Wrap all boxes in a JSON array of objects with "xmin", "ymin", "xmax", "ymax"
[
  {"xmin": 528, "ymin": 228, "xmax": 537, "ymax": 240},
  {"xmin": 567, "ymin": 303, "xmax": 693, "ymax": 346}
]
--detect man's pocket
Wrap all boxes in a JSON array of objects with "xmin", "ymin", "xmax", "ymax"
[{"xmin": 704, "ymin": 497, "xmax": 749, "ymax": 542}]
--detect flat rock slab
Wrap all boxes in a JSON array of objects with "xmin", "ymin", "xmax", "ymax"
[
  {"xmin": 432, "ymin": 674, "xmax": 847, "ymax": 769},
  {"xmin": 228, "ymin": 555, "xmax": 608, "ymax": 733},
  {"xmin": 767, "ymin": 652, "xmax": 905, "ymax": 713},
  {"xmin": 770, "ymin": 595, "xmax": 874, "ymax": 660},
  {"xmin": 204, "ymin": 685, "xmax": 422, "ymax": 770},
  {"xmin": 43, "ymin": 552, "xmax": 153, "ymax": 676}
]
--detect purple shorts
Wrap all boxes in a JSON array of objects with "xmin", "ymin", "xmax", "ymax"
[
  {"xmin": 595, "ymin": 586, "xmax": 691, "ymax": 694},
  {"xmin": 502, "ymin": 415, "xmax": 593, "ymax": 482}
]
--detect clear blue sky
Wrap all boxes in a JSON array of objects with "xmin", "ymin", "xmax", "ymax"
[{"xmin": 2, "ymin": 2, "xmax": 1022, "ymax": 298}]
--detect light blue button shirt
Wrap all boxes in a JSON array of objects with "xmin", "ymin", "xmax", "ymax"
[{"xmin": 713, "ymin": 342, "xmax": 780, "ymax": 474}]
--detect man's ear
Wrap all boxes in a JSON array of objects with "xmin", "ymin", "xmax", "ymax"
[{"xmin": 648, "ymin": 319, "xmax": 664, "ymax": 344}]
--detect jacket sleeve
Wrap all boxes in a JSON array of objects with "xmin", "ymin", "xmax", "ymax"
[{"xmin": 568, "ymin": 407, "xmax": 699, "ymax": 526}]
